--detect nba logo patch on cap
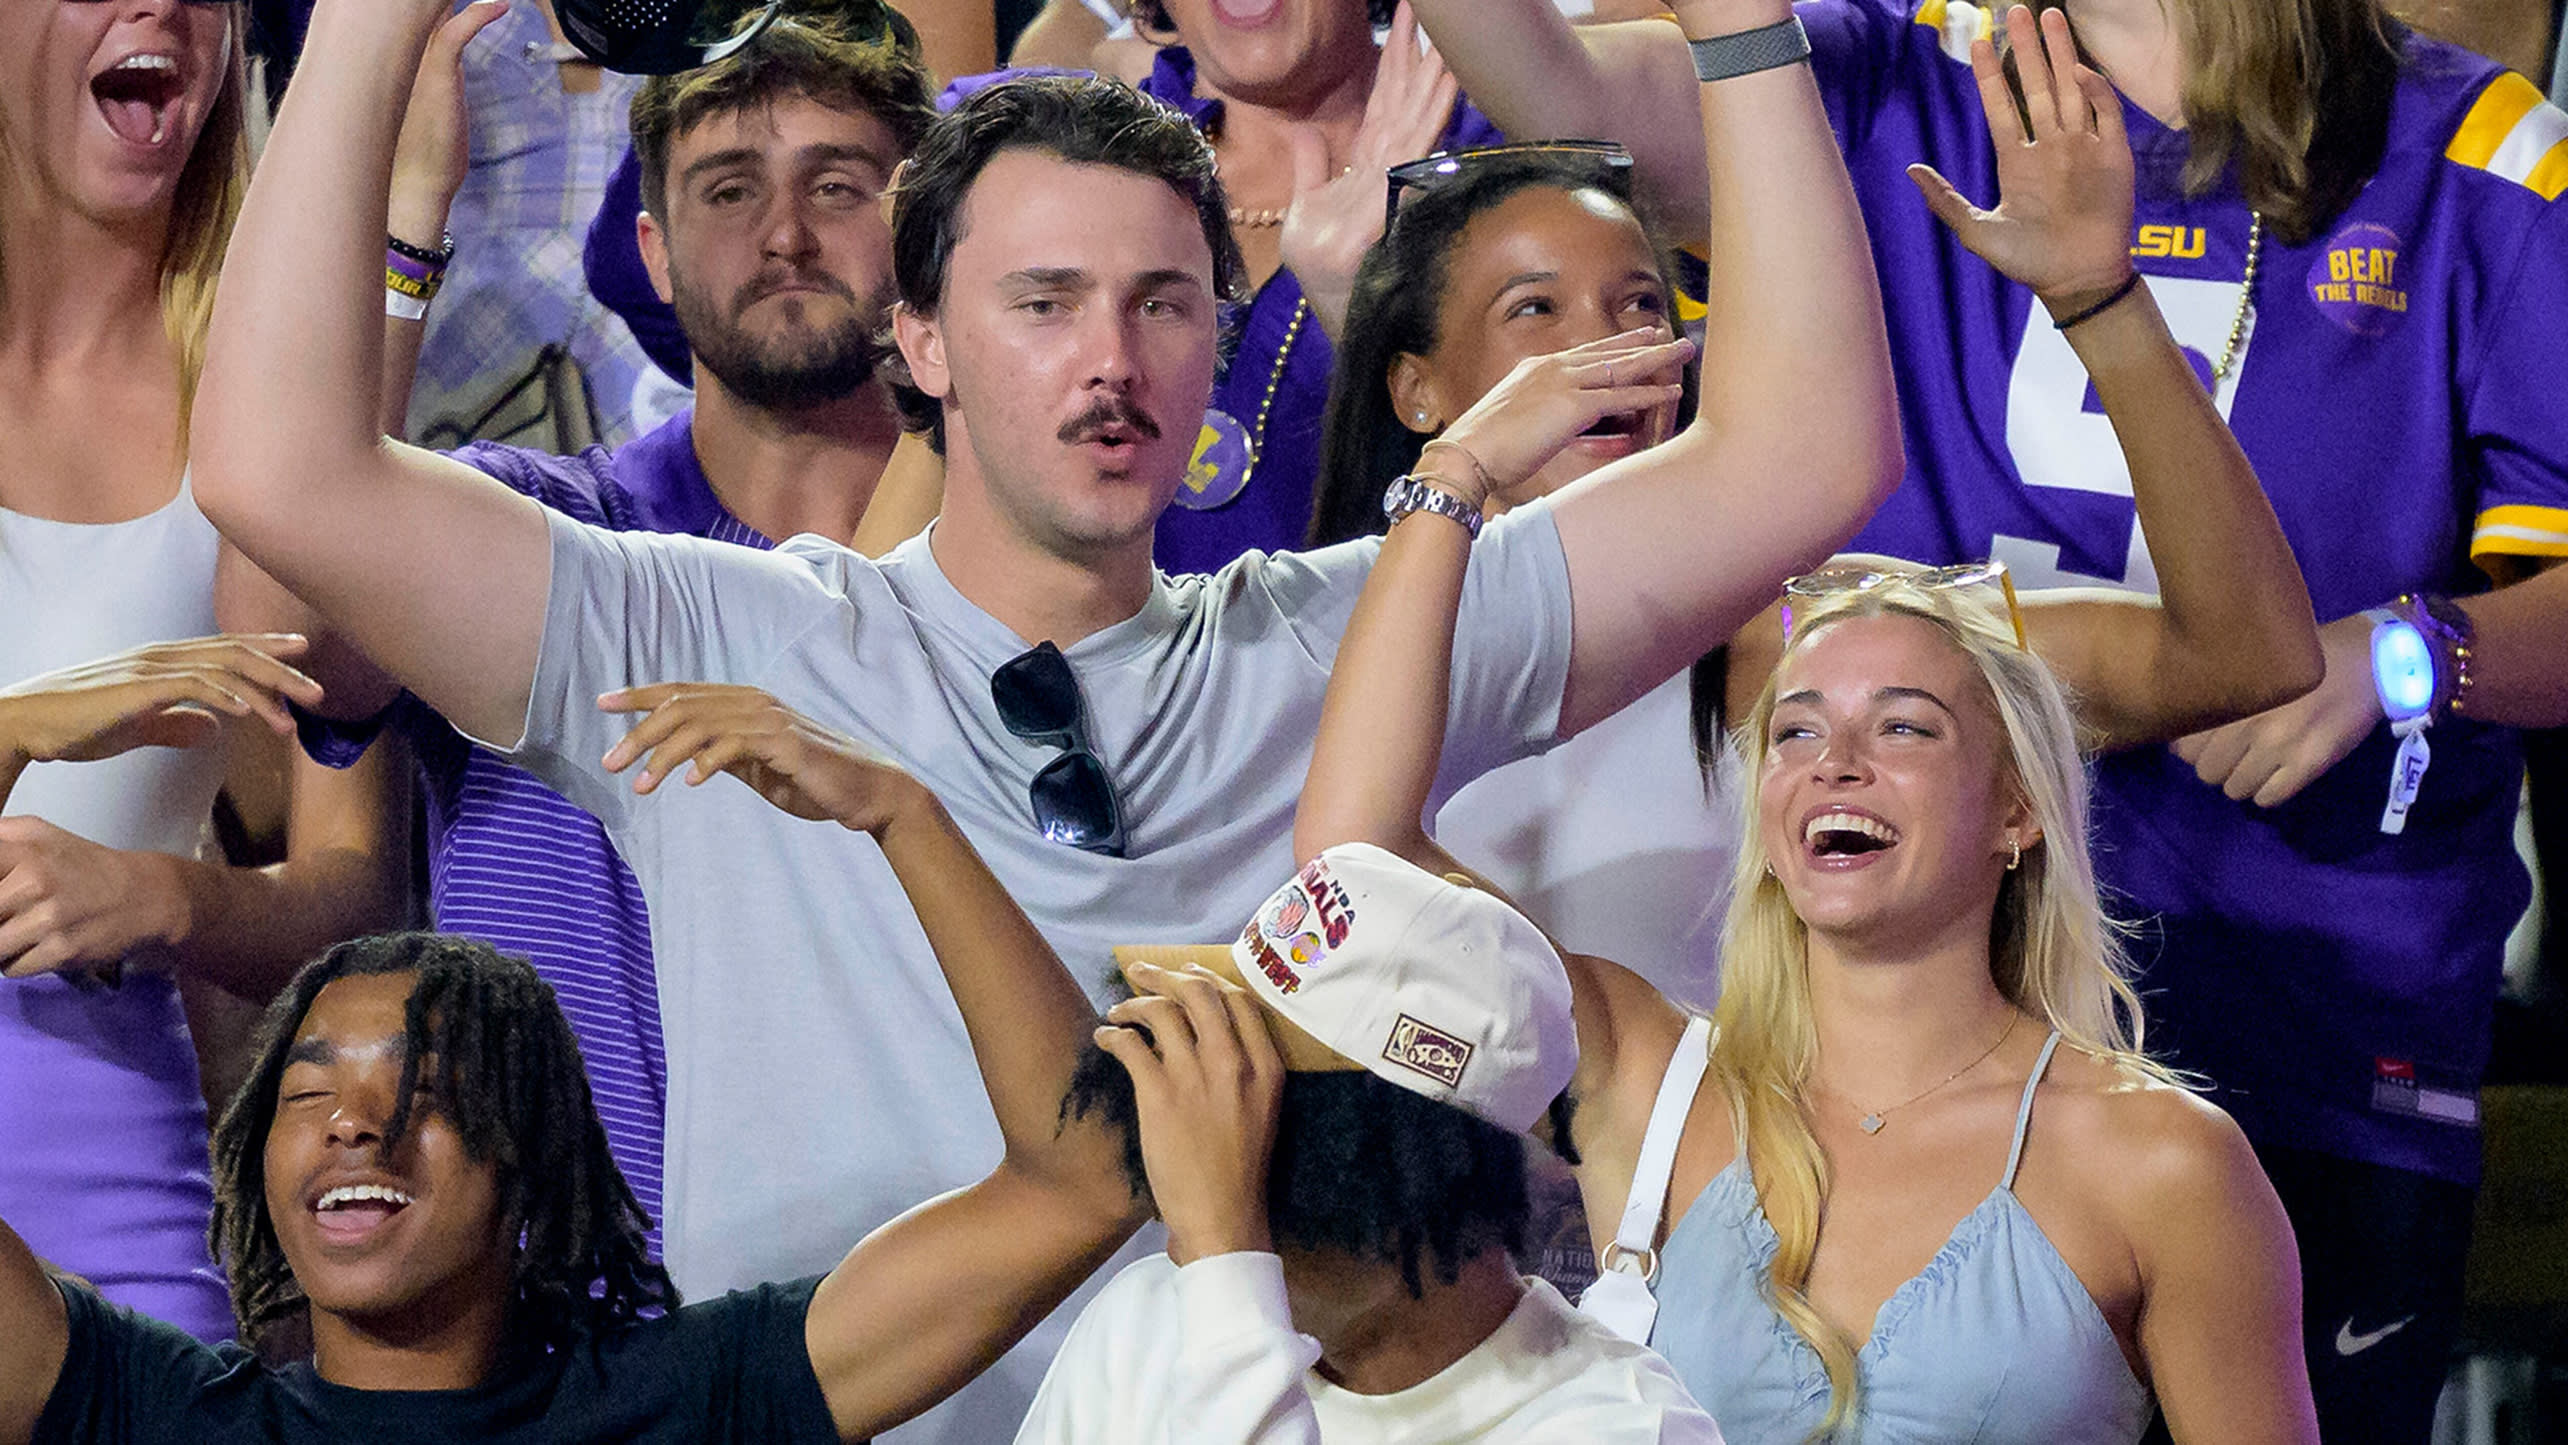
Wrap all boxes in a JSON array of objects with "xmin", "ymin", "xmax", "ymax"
[{"xmin": 1383, "ymin": 1014, "xmax": 1474, "ymax": 1089}]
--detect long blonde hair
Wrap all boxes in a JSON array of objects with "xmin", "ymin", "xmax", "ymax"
[
  {"xmin": 0, "ymin": 5, "xmax": 252, "ymax": 423},
  {"xmin": 1707, "ymin": 580, "xmax": 2176, "ymax": 1437},
  {"xmin": 2025, "ymin": 0, "xmax": 2400, "ymax": 245}
]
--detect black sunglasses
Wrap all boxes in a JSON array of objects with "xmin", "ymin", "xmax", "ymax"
[
  {"xmin": 1383, "ymin": 140, "xmax": 1636, "ymax": 233},
  {"xmin": 992, "ymin": 642, "xmax": 1128, "ymax": 858},
  {"xmin": 557, "ymin": 0, "xmax": 917, "ymax": 77}
]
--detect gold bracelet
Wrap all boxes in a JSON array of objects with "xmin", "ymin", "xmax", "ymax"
[{"xmin": 1415, "ymin": 437, "xmax": 1495, "ymax": 508}]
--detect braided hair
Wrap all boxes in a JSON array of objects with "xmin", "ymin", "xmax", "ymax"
[{"xmin": 207, "ymin": 933, "xmax": 676, "ymax": 1350}]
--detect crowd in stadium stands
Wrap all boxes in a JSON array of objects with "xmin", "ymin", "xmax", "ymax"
[{"xmin": 3, "ymin": 0, "xmax": 2566, "ymax": 1441}]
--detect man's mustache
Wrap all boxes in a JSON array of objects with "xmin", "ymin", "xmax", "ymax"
[
  {"xmin": 1057, "ymin": 397, "xmax": 1163, "ymax": 445},
  {"xmin": 733, "ymin": 268, "xmax": 860, "ymax": 312}
]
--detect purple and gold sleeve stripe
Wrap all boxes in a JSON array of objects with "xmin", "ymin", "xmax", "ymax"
[
  {"xmin": 1912, "ymin": 0, "xmax": 1992, "ymax": 63},
  {"xmin": 2446, "ymin": 72, "xmax": 2568, "ymax": 203},
  {"xmin": 2472, "ymin": 505, "xmax": 2568, "ymax": 566}
]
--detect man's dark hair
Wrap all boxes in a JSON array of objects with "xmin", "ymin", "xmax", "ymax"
[
  {"xmin": 884, "ymin": 75, "xmax": 1247, "ymax": 454},
  {"xmin": 208, "ymin": 933, "xmax": 676, "ymax": 1350},
  {"xmin": 630, "ymin": 7, "xmax": 940, "ymax": 223},
  {"xmin": 1130, "ymin": 0, "xmax": 1394, "ymax": 38},
  {"xmin": 1065, "ymin": 1038, "xmax": 1531, "ymax": 1299}
]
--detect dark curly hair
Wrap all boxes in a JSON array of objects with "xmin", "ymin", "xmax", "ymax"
[
  {"xmin": 208, "ymin": 934, "xmax": 676, "ymax": 1351},
  {"xmin": 884, "ymin": 74, "xmax": 1247, "ymax": 453},
  {"xmin": 1064, "ymin": 1034, "xmax": 1531, "ymax": 1298}
]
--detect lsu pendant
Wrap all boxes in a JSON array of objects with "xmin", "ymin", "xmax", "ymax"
[
  {"xmin": 1858, "ymin": 1114, "xmax": 1885, "ymax": 1135},
  {"xmin": 1173, "ymin": 409, "xmax": 1254, "ymax": 511}
]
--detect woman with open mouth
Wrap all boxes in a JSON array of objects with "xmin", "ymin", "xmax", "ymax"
[
  {"xmin": 1303, "ymin": 138, "xmax": 1734, "ymax": 1016},
  {"xmin": 1292, "ymin": 11, "xmax": 2324, "ymax": 1439},
  {"xmin": 0, "ymin": 0, "xmax": 405, "ymax": 1342}
]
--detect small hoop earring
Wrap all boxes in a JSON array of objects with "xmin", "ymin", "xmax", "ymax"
[{"xmin": 2007, "ymin": 837, "xmax": 2022, "ymax": 871}]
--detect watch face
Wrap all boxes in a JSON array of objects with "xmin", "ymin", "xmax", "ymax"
[{"xmin": 2372, "ymin": 619, "xmax": 2436, "ymax": 721}]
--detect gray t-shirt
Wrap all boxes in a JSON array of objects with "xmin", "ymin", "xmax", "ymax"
[{"xmin": 490, "ymin": 504, "xmax": 1573, "ymax": 1436}]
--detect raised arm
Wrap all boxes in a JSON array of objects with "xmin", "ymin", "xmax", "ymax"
[
  {"xmin": 191, "ymin": 0, "xmax": 548, "ymax": 748},
  {"xmin": 589, "ymin": 684, "xmax": 1143, "ymax": 1441},
  {"xmin": 1908, "ymin": 6, "xmax": 2320, "ymax": 746},
  {"xmin": 1410, "ymin": 0, "xmax": 1709, "ymax": 242},
  {"xmin": 1546, "ymin": 0, "xmax": 1902, "ymax": 736}
]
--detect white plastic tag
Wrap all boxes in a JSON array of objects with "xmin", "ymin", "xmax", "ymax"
[
  {"xmin": 1579, "ymin": 1261, "xmax": 1661, "ymax": 1344},
  {"xmin": 2379, "ymin": 724, "xmax": 2431, "ymax": 835}
]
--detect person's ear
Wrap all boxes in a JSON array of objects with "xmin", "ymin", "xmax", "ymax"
[
  {"xmin": 638, "ymin": 210, "xmax": 674, "ymax": 307},
  {"xmin": 2001, "ymin": 791, "xmax": 2044, "ymax": 865},
  {"xmin": 894, "ymin": 302, "xmax": 950, "ymax": 404},
  {"xmin": 1387, "ymin": 353, "xmax": 1444, "ymax": 436}
]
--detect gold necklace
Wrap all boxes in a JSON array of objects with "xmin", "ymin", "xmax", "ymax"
[
  {"xmin": 2211, "ymin": 211, "xmax": 2263, "ymax": 386},
  {"xmin": 1835, "ymin": 1012, "xmax": 2022, "ymax": 1136},
  {"xmin": 1244, "ymin": 298, "xmax": 1308, "ymax": 485}
]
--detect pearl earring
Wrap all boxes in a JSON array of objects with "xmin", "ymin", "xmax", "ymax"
[{"xmin": 2007, "ymin": 837, "xmax": 2022, "ymax": 871}]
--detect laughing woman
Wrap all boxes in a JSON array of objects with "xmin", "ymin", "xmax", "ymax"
[
  {"xmin": 1292, "ymin": 18, "xmax": 2321, "ymax": 1441},
  {"xmin": 0, "ymin": 0, "xmax": 404, "ymax": 1339}
]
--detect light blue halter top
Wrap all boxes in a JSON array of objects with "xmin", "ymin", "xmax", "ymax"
[{"xmin": 1647, "ymin": 1028, "xmax": 2155, "ymax": 1443}]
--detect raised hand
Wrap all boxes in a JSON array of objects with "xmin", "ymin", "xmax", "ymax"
[
  {"xmin": 389, "ymin": 0, "xmax": 512, "ymax": 249},
  {"xmin": 0, "ymin": 634, "xmax": 320, "ymax": 769},
  {"xmin": 1908, "ymin": 4, "xmax": 2136, "ymax": 307},
  {"xmin": 1096, "ymin": 961, "xmax": 1287, "ymax": 1266},
  {"xmin": 1280, "ymin": 1, "xmax": 1461, "ymax": 337},
  {"xmin": 1427, "ymin": 327, "xmax": 1694, "ymax": 506},
  {"xmin": 597, "ymin": 683, "xmax": 926, "ymax": 835},
  {"xmin": 0, "ymin": 819, "xmax": 189, "ymax": 980}
]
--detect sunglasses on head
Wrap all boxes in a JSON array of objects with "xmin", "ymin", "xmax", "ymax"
[
  {"xmin": 1779, "ymin": 560, "xmax": 2028, "ymax": 651},
  {"xmin": 1383, "ymin": 140, "xmax": 1636, "ymax": 233},
  {"xmin": 556, "ymin": 0, "xmax": 917, "ymax": 76},
  {"xmin": 991, "ymin": 642, "xmax": 1128, "ymax": 858}
]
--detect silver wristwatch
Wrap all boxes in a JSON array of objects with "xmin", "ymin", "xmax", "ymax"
[{"xmin": 1381, "ymin": 473, "xmax": 1483, "ymax": 540}]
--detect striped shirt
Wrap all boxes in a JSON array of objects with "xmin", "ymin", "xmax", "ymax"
[{"xmin": 305, "ymin": 415, "xmax": 767, "ymax": 1257}]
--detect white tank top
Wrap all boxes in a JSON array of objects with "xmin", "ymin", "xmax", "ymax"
[{"xmin": 0, "ymin": 478, "xmax": 227, "ymax": 855}]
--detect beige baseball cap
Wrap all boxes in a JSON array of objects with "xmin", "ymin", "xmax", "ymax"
[{"xmin": 1113, "ymin": 843, "xmax": 1577, "ymax": 1134}]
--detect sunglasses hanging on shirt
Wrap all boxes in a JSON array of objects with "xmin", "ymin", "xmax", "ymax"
[{"xmin": 992, "ymin": 642, "xmax": 1129, "ymax": 858}]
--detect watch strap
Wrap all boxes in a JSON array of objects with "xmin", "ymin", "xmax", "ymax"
[
  {"xmin": 1688, "ymin": 15, "xmax": 1811, "ymax": 83},
  {"xmin": 1382, "ymin": 473, "xmax": 1483, "ymax": 539}
]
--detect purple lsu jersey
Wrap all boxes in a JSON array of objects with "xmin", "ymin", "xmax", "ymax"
[{"xmin": 1806, "ymin": 0, "xmax": 2568, "ymax": 1184}]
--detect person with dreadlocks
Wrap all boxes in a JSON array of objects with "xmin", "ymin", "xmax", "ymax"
[{"xmin": 0, "ymin": 700, "xmax": 1157, "ymax": 1445}]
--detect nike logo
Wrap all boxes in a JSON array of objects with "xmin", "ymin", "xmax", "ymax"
[{"xmin": 2335, "ymin": 1315, "xmax": 2416, "ymax": 1356}]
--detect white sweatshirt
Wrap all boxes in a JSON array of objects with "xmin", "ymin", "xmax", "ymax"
[{"xmin": 1015, "ymin": 1252, "xmax": 1726, "ymax": 1444}]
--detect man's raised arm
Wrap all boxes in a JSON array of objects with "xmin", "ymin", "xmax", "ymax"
[
  {"xmin": 191, "ymin": 0, "xmax": 547, "ymax": 748},
  {"xmin": 1546, "ymin": 0, "xmax": 1901, "ymax": 736}
]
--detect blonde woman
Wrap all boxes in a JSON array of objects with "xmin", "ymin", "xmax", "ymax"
[
  {"xmin": 1293, "ymin": 15, "xmax": 2321, "ymax": 1440},
  {"xmin": 1429, "ymin": 0, "xmax": 2568, "ymax": 1432},
  {"xmin": 0, "ymin": 0, "xmax": 403, "ymax": 1339}
]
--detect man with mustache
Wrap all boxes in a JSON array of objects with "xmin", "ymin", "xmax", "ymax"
[
  {"xmin": 223, "ymin": 5, "xmax": 943, "ymax": 1274},
  {"xmin": 195, "ymin": 0, "xmax": 1898, "ymax": 1434}
]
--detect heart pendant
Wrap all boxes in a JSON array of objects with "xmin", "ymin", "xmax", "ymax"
[{"xmin": 1858, "ymin": 1114, "xmax": 1885, "ymax": 1134}]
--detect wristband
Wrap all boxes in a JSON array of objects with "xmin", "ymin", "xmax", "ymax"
[
  {"xmin": 2362, "ymin": 593, "xmax": 2476, "ymax": 835},
  {"xmin": 387, "ymin": 230, "xmax": 456, "ymax": 267},
  {"xmin": 386, "ymin": 287, "xmax": 432, "ymax": 321},
  {"xmin": 1687, "ymin": 15, "xmax": 1810, "ymax": 83},
  {"xmin": 2050, "ymin": 272, "xmax": 2144, "ymax": 332}
]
